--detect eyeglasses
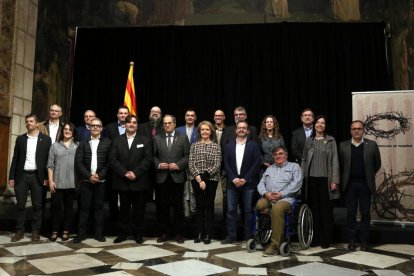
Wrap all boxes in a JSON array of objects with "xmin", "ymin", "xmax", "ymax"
[
  {"xmin": 90, "ymin": 125, "xmax": 102, "ymax": 128},
  {"xmin": 351, "ymin": 128, "xmax": 363, "ymax": 132},
  {"xmin": 234, "ymin": 113, "xmax": 246, "ymax": 117},
  {"xmin": 273, "ymin": 153, "xmax": 286, "ymax": 156}
]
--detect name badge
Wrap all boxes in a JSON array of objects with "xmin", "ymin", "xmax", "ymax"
[{"xmin": 137, "ymin": 144, "xmax": 144, "ymax": 148}]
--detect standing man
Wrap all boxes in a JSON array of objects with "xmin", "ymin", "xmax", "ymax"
[
  {"xmin": 9, "ymin": 114, "xmax": 52, "ymax": 242},
  {"xmin": 38, "ymin": 104, "xmax": 64, "ymax": 143},
  {"xmin": 138, "ymin": 106, "xmax": 164, "ymax": 139},
  {"xmin": 220, "ymin": 106, "xmax": 258, "ymax": 148},
  {"xmin": 213, "ymin": 109, "xmax": 228, "ymax": 220},
  {"xmin": 256, "ymin": 146, "xmax": 303, "ymax": 256},
  {"xmin": 290, "ymin": 108, "xmax": 314, "ymax": 163},
  {"xmin": 222, "ymin": 120, "xmax": 261, "ymax": 243},
  {"xmin": 110, "ymin": 115, "xmax": 153, "ymax": 244},
  {"xmin": 176, "ymin": 108, "xmax": 198, "ymax": 218},
  {"xmin": 75, "ymin": 109, "xmax": 96, "ymax": 142},
  {"xmin": 339, "ymin": 120, "xmax": 381, "ymax": 251},
  {"xmin": 104, "ymin": 106, "xmax": 130, "ymax": 221},
  {"xmin": 154, "ymin": 115, "xmax": 190, "ymax": 243},
  {"xmin": 74, "ymin": 117, "xmax": 111, "ymax": 243}
]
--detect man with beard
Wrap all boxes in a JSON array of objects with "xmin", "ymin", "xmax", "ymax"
[
  {"xmin": 104, "ymin": 106, "xmax": 130, "ymax": 221},
  {"xmin": 138, "ymin": 106, "xmax": 164, "ymax": 218}
]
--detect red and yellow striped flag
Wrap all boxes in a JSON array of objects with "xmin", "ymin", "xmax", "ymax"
[{"xmin": 124, "ymin": 61, "xmax": 137, "ymax": 115}]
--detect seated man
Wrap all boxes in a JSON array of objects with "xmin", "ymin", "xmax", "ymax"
[{"xmin": 256, "ymin": 146, "xmax": 303, "ymax": 256}]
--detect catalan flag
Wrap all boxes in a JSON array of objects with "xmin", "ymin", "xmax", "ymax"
[{"xmin": 124, "ymin": 61, "xmax": 137, "ymax": 115}]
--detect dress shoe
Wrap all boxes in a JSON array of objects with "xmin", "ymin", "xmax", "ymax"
[
  {"xmin": 62, "ymin": 231, "xmax": 70, "ymax": 241},
  {"xmin": 95, "ymin": 236, "xmax": 106, "ymax": 242},
  {"xmin": 176, "ymin": 235, "xmax": 184, "ymax": 244},
  {"xmin": 135, "ymin": 235, "xmax": 143, "ymax": 244},
  {"xmin": 11, "ymin": 230, "xmax": 24, "ymax": 242},
  {"xmin": 157, "ymin": 234, "xmax": 168, "ymax": 243},
  {"xmin": 194, "ymin": 233, "xmax": 202, "ymax": 243},
  {"xmin": 321, "ymin": 244, "xmax": 330, "ymax": 249},
  {"xmin": 348, "ymin": 242, "xmax": 356, "ymax": 251},
  {"xmin": 73, "ymin": 235, "xmax": 85, "ymax": 243},
  {"xmin": 221, "ymin": 237, "xmax": 236, "ymax": 244},
  {"xmin": 360, "ymin": 242, "xmax": 369, "ymax": 251},
  {"xmin": 114, "ymin": 235, "xmax": 127, "ymax": 244},
  {"xmin": 203, "ymin": 235, "xmax": 211, "ymax": 244},
  {"xmin": 32, "ymin": 230, "xmax": 40, "ymax": 241},
  {"xmin": 50, "ymin": 232, "xmax": 58, "ymax": 242}
]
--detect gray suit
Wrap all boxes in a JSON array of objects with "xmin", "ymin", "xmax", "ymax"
[
  {"xmin": 339, "ymin": 138, "xmax": 381, "ymax": 193},
  {"xmin": 153, "ymin": 131, "xmax": 190, "ymax": 236}
]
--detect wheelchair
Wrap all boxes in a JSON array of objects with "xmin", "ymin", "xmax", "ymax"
[{"xmin": 246, "ymin": 199, "xmax": 313, "ymax": 256}]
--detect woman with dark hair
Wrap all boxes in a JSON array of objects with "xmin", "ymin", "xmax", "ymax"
[
  {"xmin": 188, "ymin": 121, "xmax": 221, "ymax": 244},
  {"xmin": 259, "ymin": 115, "xmax": 285, "ymax": 173},
  {"xmin": 47, "ymin": 122, "xmax": 78, "ymax": 241},
  {"xmin": 301, "ymin": 115, "xmax": 340, "ymax": 248}
]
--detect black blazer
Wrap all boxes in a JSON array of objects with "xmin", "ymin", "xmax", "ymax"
[
  {"xmin": 75, "ymin": 137, "xmax": 112, "ymax": 181},
  {"xmin": 290, "ymin": 126, "xmax": 307, "ymax": 163},
  {"xmin": 339, "ymin": 138, "xmax": 381, "ymax": 193},
  {"xmin": 110, "ymin": 133, "xmax": 153, "ymax": 191},
  {"xmin": 138, "ymin": 121, "xmax": 164, "ymax": 139},
  {"xmin": 105, "ymin": 122, "xmax": 123, "ymax": 141},
  {"xmin": 9, "ymin": 132, "xmax": 52, "ymax": 184}
]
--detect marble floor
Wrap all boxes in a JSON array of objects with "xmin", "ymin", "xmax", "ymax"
[{"xmin": 1, "ymin": 232, "xmax": 414, "ymax": 275}]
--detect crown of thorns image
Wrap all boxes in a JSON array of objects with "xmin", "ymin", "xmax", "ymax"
[
  {"xmin": 364, "ymin": 111, "xmax": 411, "ymax": 139},
  {"xmin": 373, "ymin": 169, "xmax": 414, "ymax": 221}
]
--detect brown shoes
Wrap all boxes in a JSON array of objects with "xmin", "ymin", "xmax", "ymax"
[
  {"xmin": 11, "ymin": 231, "xmax": 24, "ymax": 242},
  {"xmin": 31, "ymin": 230, "xmax": 40, "ymax": 241},
  {"xmin": 263, "ymin": 245, "xmax": 279, "ymax": 256}
]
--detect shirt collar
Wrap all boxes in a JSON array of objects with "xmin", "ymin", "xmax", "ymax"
[
  {"xmin": 166, "ymin": 131, "xmax": 175, "ymax": 137},
  {"xmin": 90, "ymin": 135, "xmax": 100, "ymax": 140},
  {"xmin": 275, "ymin": 160, "xmax": 288, "ymax": 168},
  {"xmin": 126, "ymin": 132, "xmax": 136, "ymax": 139},
  {"xmin": 48, "ymin": 120, "xmax": 59, "ymax": 126},
  {"xmin": 304, "ymin": 126, "xmax": 313, "ymax": 131},
  {"xmin": 351, "ymin": 137, "xmax": 364, "ymax": 147}
]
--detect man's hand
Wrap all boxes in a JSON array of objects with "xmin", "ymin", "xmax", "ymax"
[
  {"xmin": 168, "ymin": 163, "xmax": 179, "ymax": 170},
  {"xmin": 125, "ymin": 171, "xmax": 136, "ymax": 180},
  {"xmin": 159, "ymin": 163, "xmax": 169, "ymax": 170},
  {"xmin": 9, "ymin": 180, "xmax": 15, "ymax": 188}
]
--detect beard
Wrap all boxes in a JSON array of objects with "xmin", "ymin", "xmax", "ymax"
[{"xmin": 149, "ymin": 116, "xmax": 161, "ymax": 127}]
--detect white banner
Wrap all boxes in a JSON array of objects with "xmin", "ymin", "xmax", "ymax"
[{"xmin": 353, "ymin": 90, "xmax": 414, "ymax": 222}]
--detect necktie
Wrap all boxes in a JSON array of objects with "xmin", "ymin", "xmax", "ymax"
[
  {"xmin": 152, "ymin": 127, "xmax": 156, "ymax": 138},
  {"xmin": 187, "ymin": 128, "xmax": 192, "ymax": 142},
  {"xmin": 167, "ymin": 134, "xmax": 172, "ymax": 151}
]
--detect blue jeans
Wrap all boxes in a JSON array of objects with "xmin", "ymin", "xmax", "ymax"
[{"xmin": 226, "ymin": 188, "xmax": 255, "ymax": 240}]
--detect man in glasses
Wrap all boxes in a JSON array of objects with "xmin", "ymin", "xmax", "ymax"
[
  {"xmin": 74, "ymin": 117, "xmax": 112, "ymax": 243},
  {"xmin": 339, "ymin": 120, "xmax": 381, "ymax": 252}
]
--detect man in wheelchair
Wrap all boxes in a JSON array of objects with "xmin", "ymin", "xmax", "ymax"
[{"xmin": 256, "ymin": 146, "xmax": 303, "ymax": 256}]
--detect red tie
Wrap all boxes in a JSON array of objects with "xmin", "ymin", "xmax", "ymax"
[{"xmin": 152, "ymin": 127, "xmax": 156, "ymax": 138}]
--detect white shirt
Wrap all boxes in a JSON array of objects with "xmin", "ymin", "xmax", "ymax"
[
  {"xmin": 127, "ymin": 132, "xmax": 136, "ymax": 149},
  {"xmin": 235, "ymin": 141, "xmax": 246, "ymax": 175},
  {"xmin": 186, "ymin": 127, "xmax": 193, "ymax": 142},
  {"xmin": 166, "ymin": 130, "xmax": 175, "ymax": 146},
  {"xmin": 48, "ymin": 121, "xmax": 60, "ymax": 143},
  {"xmin": 24, "ymin": 133, "xmax": 39, "ymax": 170},
  {"xmin": 351, "ymin": 137, "xmax": 364, "ymax": 147},
  {"xmin": 89, "ymin": 136, "xmax": 100, "ymax": 174}
]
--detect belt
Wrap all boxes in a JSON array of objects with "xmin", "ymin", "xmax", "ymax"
[{"xmin": 24, "ymin": 170, "xmax": 37, "ymax": 174}]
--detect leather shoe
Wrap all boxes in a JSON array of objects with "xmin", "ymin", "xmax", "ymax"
[
  {"xmin": 221, "ymin": 237, "xmax": 236, "ymax": 244},
  {"xmin": 157, "ymin": 234, "xmax": 168, "ymax": 243},
  {"xmin": 194, "ymin": 233, "xmax": 202, "ymax": 243},
  {"xmin": 360, "ymin": 242, "xmax": 369, "ymax": 251},
  {"xmin": 114, "ymin": 235, "xmax": 127, "ymax": 244},
  {"xmin": 203, "ymin": 235, "xmax": 211, "ymax": 244},
  {"xmin": 11, "ymin": 230, "xmax": 24, "ymax": 242},
  {"xmin": 73, "ymin": 235, "xmax": 84, "ymax": 243},
  {"xmin": 135, "ymin": 235, "xmax": 143, "ymax": 244},
  {"xmin": 348, "ymin": 242, "xmax": 356, "ymax": 251},
  {"xmin": 95, "ymin": 236, "xmax": 106, "ymax": 242},
  {"xmin": 32, "ymin": 230, "xmax": 40, "ymax": 241},
  {"xmin": 176, "ymin": 235, "xmax": 184, "ymax": 244}
]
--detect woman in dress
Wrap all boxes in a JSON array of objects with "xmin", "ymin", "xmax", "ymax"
[
  {"xmin": 47, "ymin": 123, "xmax": 78, "ymax": 241},
  {"xmin": 188, "ymin": 121, "xmax": 221, "ymax": 244}
]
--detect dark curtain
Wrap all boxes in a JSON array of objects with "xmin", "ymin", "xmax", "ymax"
[{"xmin": 70, "ymin": 23, "xmax": 391, "ymax": 147}]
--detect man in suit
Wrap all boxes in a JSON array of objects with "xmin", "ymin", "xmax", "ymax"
[
  {"xmin": 74, "ymin": 117, "xmax": 111, "ymax": 243},
  {"xmin": 154, "ymin": 115, "xmax": 190, "ymax": 244},
  {"xmin": 222, "ymin": 120, "xmax": 261, "ymax": 243},
  {"xmin": 290, "ymin": 108, "xmax": 314, "ymax": 163},
  {"xmin": 339, "ymin": 120, "xmax": 381, "ymax": 251},
  {"xmin": 104, "ymin": 106, "xmax": 130, "ymax": 221},
  {"xmin": 176, "ymin": 108, "xmax": 198, "ymax": 218},
  {"xmin": 38, "ymin": 104, "xmax": 64, "ymax": 143},
  {"xmin": 9, "ymin": 113, "xmax": 52, "ymax": 242},
  {"xmin": 75, "ymin": 109, "xmax": 96, "ymax": 142},
  {"xmin": 220, "ymin": 106, "xmax": 258, "ymax": 148},
  {"xmin": 110, "ymin": 115, "xmax": 153, "ymax": 244},
  {"xmin": 138, "ymin": 106, "xmax": 164, "ymax": 139}
]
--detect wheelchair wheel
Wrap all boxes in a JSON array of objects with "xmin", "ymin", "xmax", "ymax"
[
  {"xmin": 297, "ymin": 203, "xmax": 313, "ymax": 249},
  {"xmin": 246, "ymin": 239, "xmax": 256, "ymax": 253},
  {"xmin": 279, "ymin": 242, "xmax": 291, "ymax": 256}
]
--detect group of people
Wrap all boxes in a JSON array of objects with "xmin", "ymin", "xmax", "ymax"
[{"xmin": 8, "ymin": 104, "xmax": 381, "ymax": 257}]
